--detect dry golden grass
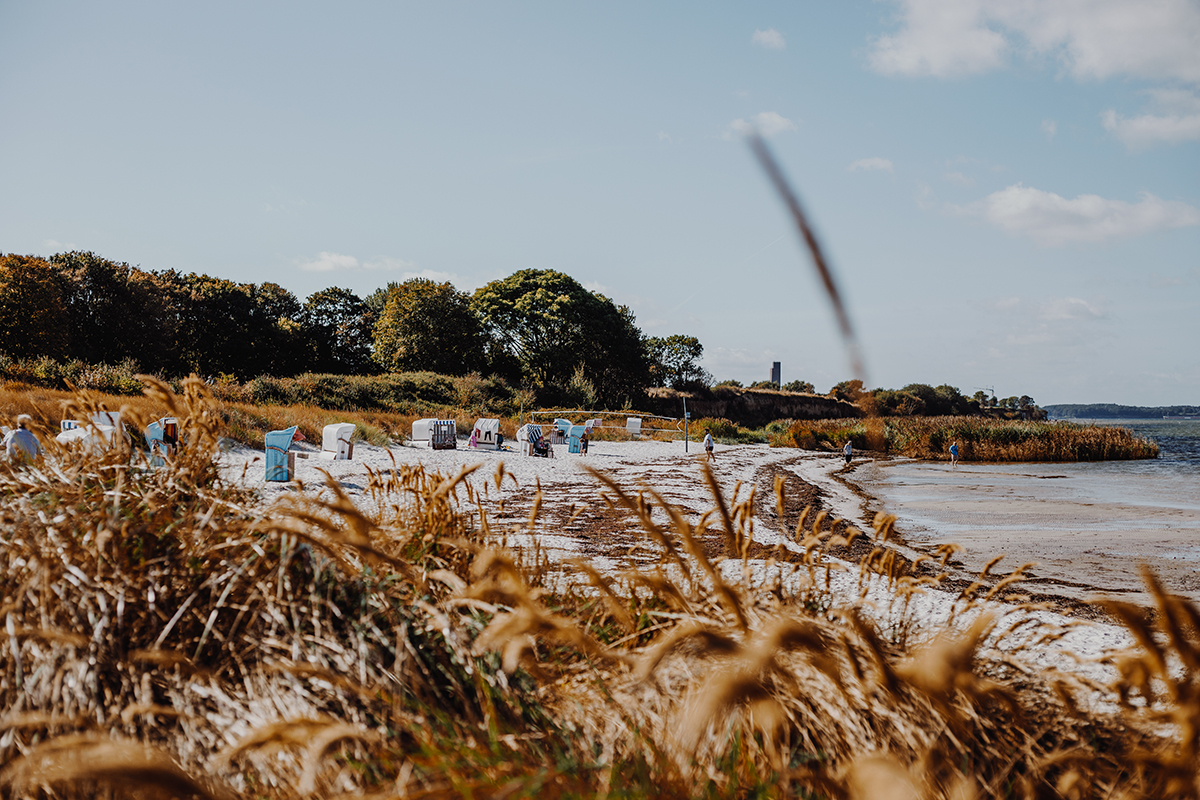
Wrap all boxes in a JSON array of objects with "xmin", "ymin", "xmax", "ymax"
[{"xmin": 0, "ymin": 379, "xmax": 1195, "ymax": 798}]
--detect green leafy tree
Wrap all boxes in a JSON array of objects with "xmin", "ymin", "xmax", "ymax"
[
  {"xmin": 471, "ymin": 269, "xmax": 649, "ymax": 407},
  {"xmin": 647, "ymin": 334, "xmax": 711, "ymax": 389},
  {"xmin": 300, "ymin": 287, "xmax": 375, "ymax": 374},
  {"xmin": 49, "ymin": 251, "xmax": 176, "ymax": 371},
  {"xmin": 372, "ymin": 279, "xmax": 486, "ymax": 375},
  {"xmin": 0, "ymin": 254, "xmax": 69, "ymax": 360},
  {"xmin": 782, "ymin": 379, "xmax": 815, "ymax": 393}
]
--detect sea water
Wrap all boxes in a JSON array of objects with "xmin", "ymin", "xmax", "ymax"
[{"xmin": 848, "ymin": 419, "xmax": 1200, "ymax": 600}]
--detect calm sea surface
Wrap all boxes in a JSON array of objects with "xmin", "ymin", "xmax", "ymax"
[
  {"xmin": 851, "ymin": 419, "xmax": 1200, "ymax": 547},
  {"xmin": 849, "ymin": 418, "xmax": 1200, "ymax": 599}
]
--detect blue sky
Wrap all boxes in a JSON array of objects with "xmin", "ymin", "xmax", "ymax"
[{"xmin": 2, "ymin": 1, "xmax": 1198, "ymax": 405}]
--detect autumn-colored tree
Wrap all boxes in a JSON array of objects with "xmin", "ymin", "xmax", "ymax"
[{"xmin": 0, "ymin": 254, "xmax": 69, "ymax": 360}]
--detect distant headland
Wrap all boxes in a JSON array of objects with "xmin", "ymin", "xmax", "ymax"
[{"xmin": 1044, "ymin": 404, "xmax": 1200, "ymax": 420}]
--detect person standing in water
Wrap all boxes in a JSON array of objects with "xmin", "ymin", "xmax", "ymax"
[
  {"xmin": 704, "ymin": 431, "xmax": 715, "ymax": 461},
  {"xmin": 843, "ymin": 439, "xmax": 853, "ymax": 465},
  {"xmin": 950, "ymin": 441, "xmax": 960, "ymax": 468}
]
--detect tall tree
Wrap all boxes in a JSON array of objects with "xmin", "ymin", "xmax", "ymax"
[
  {"xmin": 471, "ymin": 269, "xmax": 649, "ymax": 407},
  {"xmin": 372, "ymin": 279, "xmax": 486, "ymax": 375},
  {"xmin": 0, "ymin": 254, "xmax": 69, "ymax": 360},
  {"xmin": 300, "ymin": 287, "xmax": 375, "ymax": 374},
  {"xmin": 647, "ymin": 334, "xmax": 711, "ymax": 389},
  {"xmin": 49, "ymin": 251, "xmax": 177, "ymax": 372}
]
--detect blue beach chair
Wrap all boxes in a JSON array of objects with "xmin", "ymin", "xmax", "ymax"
[
  {"xmin": 567, "ymin": 425, "xmax": 586, "ymax": 454},
  {"xmin": 265, "ymin": 426, "xmax": 299, "ymax": 482}
]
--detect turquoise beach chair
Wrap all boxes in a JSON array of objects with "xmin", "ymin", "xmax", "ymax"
[
  {"xmin": 265, "ymin": 426, "xmax": 299, "ymax": 482},
  {"xmin": 567, "ymin": 425, "xmax": 586, "ymax": 454},
  {"xmin": 145, "ymin": 420, "xmax": 165, "ymax": 467}
]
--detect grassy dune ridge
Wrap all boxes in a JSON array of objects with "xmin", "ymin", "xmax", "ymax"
[{"xmin": 0, "ymin": 380, "xmax": 1195, "ymax": 797}]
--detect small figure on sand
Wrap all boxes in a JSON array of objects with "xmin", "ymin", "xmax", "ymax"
[
  {"xmin": 4, "ymin": 415, "xmax": 43, "ymax": 464},
  {"xmin": 704, "ymin": 431, "xmax": 715, "ymax": 461},
  {"xmin": 950, "ymin": 440, "xmax": 959, "ymax": 468},
  {"xmin": 579, "ymin": 430, "xmax": 588, "ymax": 456},
  {"xmin": 843, "ymin": 439, "xmax": 853, "ymax": 465}
]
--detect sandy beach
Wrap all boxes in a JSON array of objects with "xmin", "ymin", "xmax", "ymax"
[{"xmin": 220, "ymin": 436, "xmax": 1148, "ymax": 691}]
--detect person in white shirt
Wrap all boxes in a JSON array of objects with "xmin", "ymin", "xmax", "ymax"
[
  {"xmin": 704, "ymin": 431, "xmax": 715, "ymax": 461},
  {"xmin": 843, "ymin": 440, "xmax": 852, "ymax": 465},
  {"xmin": 5, "ymin": 415, "xmax": 43, "ymax": 464}
]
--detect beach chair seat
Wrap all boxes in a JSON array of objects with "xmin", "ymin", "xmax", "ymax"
[
  {"xmin": 321, "ymin": 423, "xmax": 355, "ymax": 460},
  {"xmin": 265, "ymin": 425, "xmax": 299, "ymax": 481}
]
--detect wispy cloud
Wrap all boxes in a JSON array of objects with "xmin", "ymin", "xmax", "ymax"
[
  {"xmin": 43, "ymin": 239, "xmax": 77, "ymax": 252},
  {"xmin": 657, "ymin": 130, "xmax": 671, "ymax": 142},
  {"xmin": 952, "ymin": 183, "xmax": 1200, "ymax": 245},
  {"xmin": 1103, "ymin": 88, "xmax": 1200, "ymax": 148},
  {"xmin": 1041, "ymin": 118, "xmax": 1057, "ymax": 140},
  {"xmin": 299, "ymin": 252, "xmax": 419, "ymax": 273},
  {"xmin": 848, "ymin": 157, "xmax": 894, "ymax": 173},
  {"xmin": 1038, "ymin": 297, "xmax": 1104, "ymax": 321},
  {"xmin": 752, "ymin": 28, "xmax": 785, "ymax": 50},
  {"xmin": 943, "ymin": 171, "xmax": 974, "ymax": 186},
  {"xmin": 725, "ymin": 111, "xmax": 797, "ymax": 139}
]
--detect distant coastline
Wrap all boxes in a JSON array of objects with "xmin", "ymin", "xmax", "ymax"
[{"xmin": 1044, "ymin": 403, "xmax": 1200, "ymax": 420}]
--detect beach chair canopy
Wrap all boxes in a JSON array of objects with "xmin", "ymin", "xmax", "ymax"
[
  {"xmin": 626, "ymin": 417, "xmax": 642, "ymax": 436},
  {"xmin": 554, "ymin": 418, "xmax": 572, "ymax": 433}
]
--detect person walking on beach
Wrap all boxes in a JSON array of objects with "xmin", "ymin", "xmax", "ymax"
[
  {"xmin": 579, "ymin": 429, "xmax": 588, "ymax": 456},
  {"xmin": 704, "ymin": 431, "xmax": 715, "ymax": 461},
  {"xmin": 4, "ymin": 415, "xmax": 43, "ymax": 464},
  {"xmin": 843, "ymin": 439, "xmax": 853, "ymax": 465},
  {"xmin": 950, "ymin": 441, "xmax": 960, "ymax": 468}
]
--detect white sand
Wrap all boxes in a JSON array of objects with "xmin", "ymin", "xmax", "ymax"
[{"xmin": 220, "ymin": 436, "xmax": 1136, "ymax": 696}]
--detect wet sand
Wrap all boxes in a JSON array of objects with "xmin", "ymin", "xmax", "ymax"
[{"xmin": 845, "ymin": 458, "xmax": 1200, "ymax": 605}]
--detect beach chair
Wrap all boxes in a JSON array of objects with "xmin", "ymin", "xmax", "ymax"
[
  {"xmin": 567, "ymin": 425, "xmax": 586, "ymax": 454},
  {"xmin": 60, "ymin": 420, "xmax": 80, "ymax": 432},
  {"xmin": 265, "ymin": 426, "xmax": 299, "ymax": 482},
  {"xmin": 55, "ymin": 411, "xmax": 127, "ymax": 453},
  {"xmin": 471, "ymin": 418, "xmax": 501, "ymax": 450},
  {"xmin": 626, "ymin": 417, "xmax": 642, "ymax": 438},
  {"xmin": 143, "ymin": 416, "xmax": 178, "ymax": 467},
  {"xmin": 430, "ymin": 420, "xmax": 457, "ymax": 450},
  {"xmin": 552, "ymin": 418, "xmax": 572, "ymax": 445},
  {"xmin": 517, "ymin": 424, "xmax": 552, "ymax": 458},
  {"xmin": 321, "ymin": 423, "xmax": 355, "ymax": 460},
  {"xmin": 585, "ymin": 418, "xmax": 602, "ymax": 432},
  {"xmin": 411, "ymin": 418, "xmax": 436, "ymax": 444}
]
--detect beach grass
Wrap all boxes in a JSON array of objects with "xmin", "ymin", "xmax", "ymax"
[
  {"xmin": 776, "ymin": 415, "xmax": 1159, "ymax": 462},
  {"xmin": 0, "ymin": 379, "xmax": 1197, "ymax": 798}
]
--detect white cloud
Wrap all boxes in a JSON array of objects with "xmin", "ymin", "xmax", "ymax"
[
  {"xmin": 848, "ymin": 157, "xmax": 894, "ymax": 173},
  {"xmin": 43, "ymin": 239, "xmax": 77, "ymax": 252},
  {"xmin": 1041, "ymin": 118, "xmax": 1057, "ymax": 139},
  {"xmin": 953, "ymin": 183, "xmax": 1200, "ymax": 245},
  {"xmin": 1039, "ymin": 297, "xmax": 1104, "ymax": 321},
  {"xmin": 1102, "ymin": 88, "xmax": 1200, "ymax": 147},
  {"xmin": 943, "ymin": 171, "xmax": 974, "ymax": 186},
  {"xmin": 868, "ymin": 0, "xmax": 1200, "ymax": 83},
  {"xmin": 658, "ymin": 130, "xmax": 671, "ymax": 142},
  {"xmin": 752, "ymin": 28, "xmax": 786, "ymax": 50},
  {"xmin": 868, "ymin": 0, "xmax": 1008, "ymax": 77},
  {"xmin": 726, "ymin": 111, "xmax": 797, "ymax": 139},
  {"xmin": 299, "ymin": 252, "xmax": 419, "ymax": 273}
]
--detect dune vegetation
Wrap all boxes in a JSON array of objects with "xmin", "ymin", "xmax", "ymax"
[
  {"xmin": 776, "ymin": 416, "xmax": 1159, "ymax": 462},
  {"xmin": 0, "ymin": 379, "xmax": 1195, "ymax": 798}
]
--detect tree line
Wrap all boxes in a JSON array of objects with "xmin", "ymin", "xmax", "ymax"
[
  {"xmin": 0, "ymin": 251, "xmax": 1042, "ymax": 414},
  {"xmin": 0, "ymin": 253, "xmax": 713, "ymax": 408}
]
